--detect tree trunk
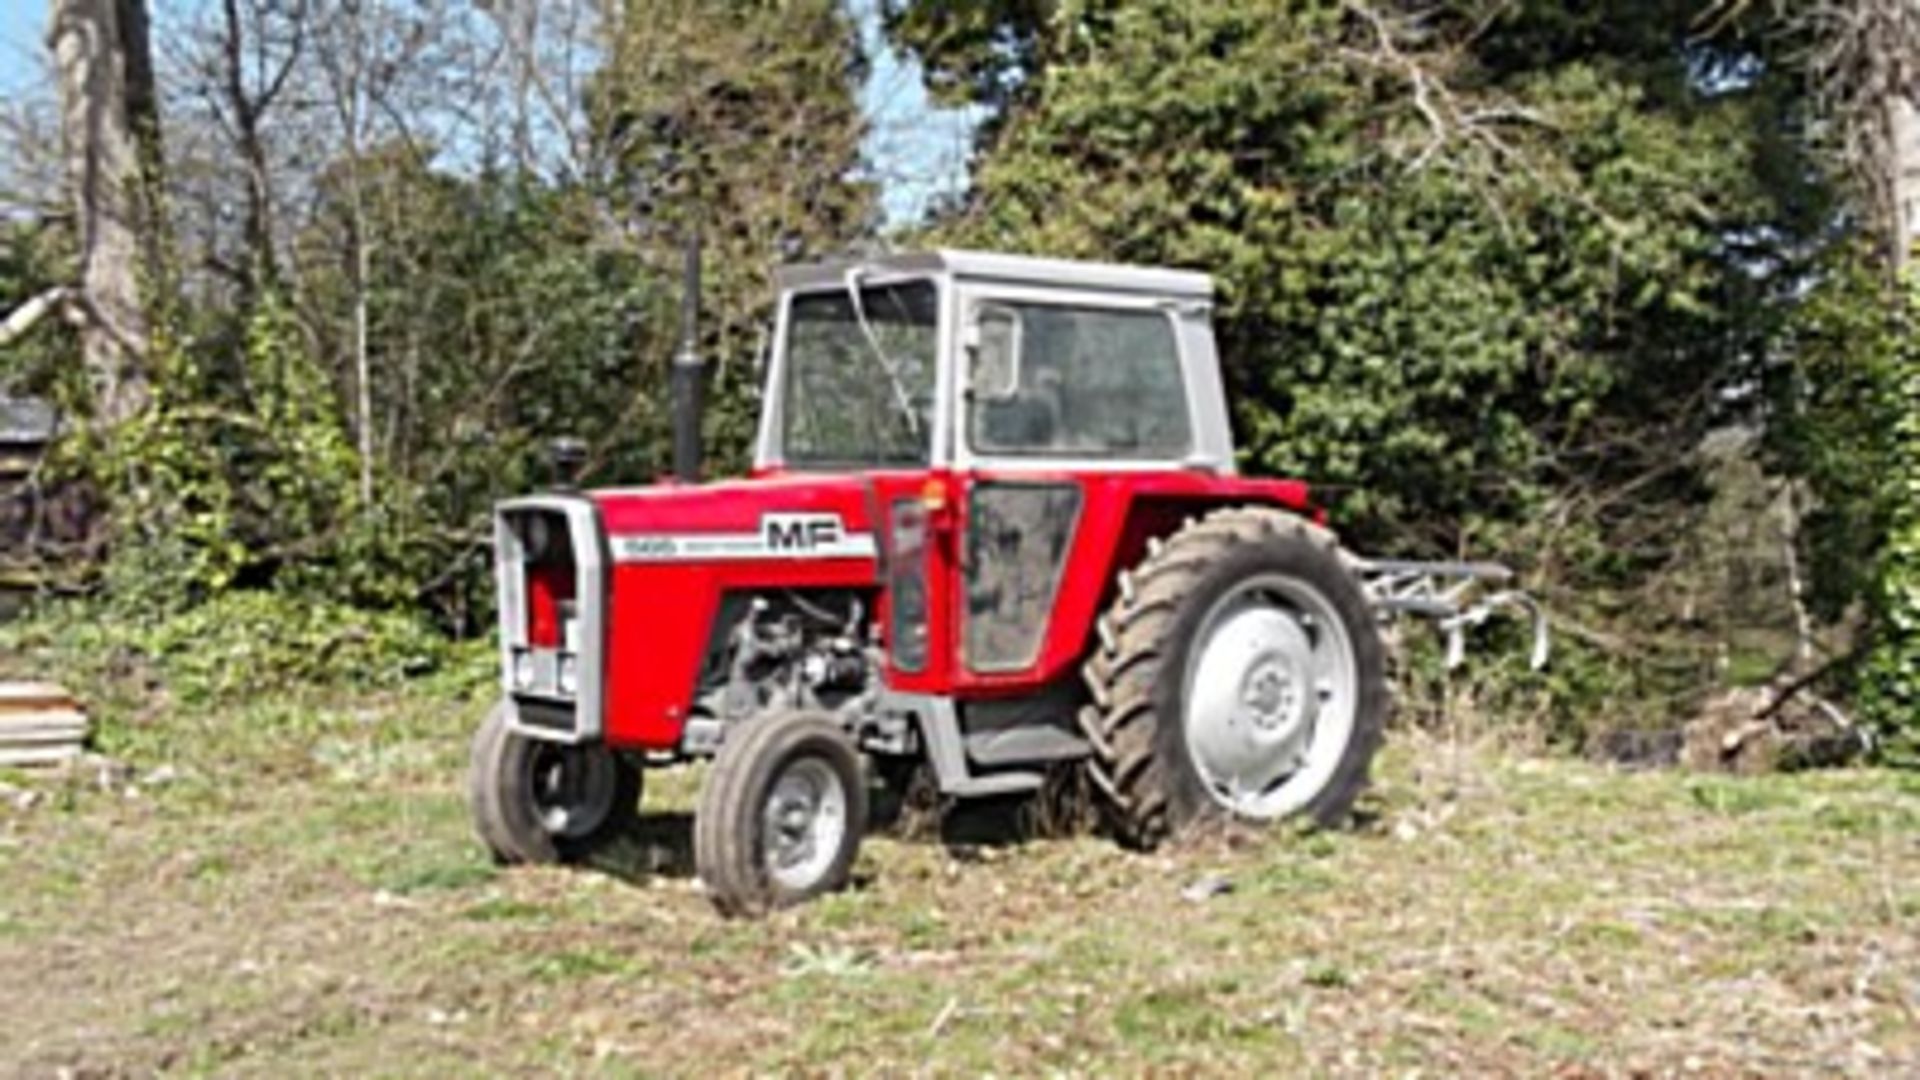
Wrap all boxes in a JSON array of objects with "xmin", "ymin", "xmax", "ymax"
[
  {"xmin": 1890, "ymin": 90, "xmax": 1920, "ymax": 271},
  {"xmin": 47, "ymin": 0, "xmax": 158, "ymax": 428},
  {"xmin": 333, "ymin": 2, "xmax": 374, "ymax": 506},
  {"xmin": 218, "ymin": 0, "xmax": 301, "ymax": 296}
]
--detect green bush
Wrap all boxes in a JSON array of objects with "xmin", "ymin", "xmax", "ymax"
[
  {"xmin": 0, "ymin": 591, "xmax": 464, "ymax": 710},
  {"xmin": 1771, "ymin": 255, "xmax": 1920, "ymax": 764},
  {"xmin": 1860, "ymin": 278, "xmax": 1920, "ymax": 765}
]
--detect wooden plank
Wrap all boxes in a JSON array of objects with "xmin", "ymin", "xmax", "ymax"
[
  {"xmin": 0, "ymin": 682, "xmax": 74, "ymax": 702},
  {"xmin": 0, "ymin": 698, "xmax": 78, "ymax": 716},
  {"xmin": 0, "ymin": 707, "xmax": 85, "ymax": 726},
  {"xmin": 0, "ymin": 684, "xmax": 80, "ymax": 712},
  {"xmin": 0, "ymin": 691, "xmax": 89, "ymax": 766},
  {"xmin": 0, "ymin": 730, "xmax": 87, "ymax": 747},
  {"xmin": 0, "ymin": 722, "xmax": 88, "ymax": 741},
  {"xmin": 0, "ymin": 735, "xmax": 87, "ymax": 750},
  {"xmin": 0, "ymin": 682, "xmax": 70, "ymax": 699},
  {"xmin": 0, "ymin": 705, "xmax": 84, "ymax": 722},
  {"xmin": 0, "ymin": 744, "xmax": 83, "ymax": 767},
  {"xmin": 0, "ymin": 716, "xmax": 88, "ymax": 737}
]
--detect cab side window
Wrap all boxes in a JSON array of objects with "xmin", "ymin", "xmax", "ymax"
[{"xmin": 968, "ymin": 303, "xmax": 1191, "ymax": 457}]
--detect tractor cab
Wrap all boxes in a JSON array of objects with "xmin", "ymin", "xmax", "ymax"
[
  {"xmin": 471, "ymin": 250, "xmax": 1547, "ymax": 917},
  {"xmin": 758, "ymin": 251, "xmax": 1234, "ymax": 476}
]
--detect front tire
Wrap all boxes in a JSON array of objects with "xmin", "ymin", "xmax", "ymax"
[
  {"xmin": 468, "ymin": 701, "xmax": 641, "ymax": 865},
  {"xmin": 1079, "ymin": 507, "xmax": 1389, "ymax": 849},
  {"xmin": 694, "ymin": 711, "xmax": 869, "ymax": 917}
]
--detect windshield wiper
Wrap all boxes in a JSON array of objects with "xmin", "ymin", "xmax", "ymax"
[{"xmin": 843, "ymin": 267, "xmax": 922, "ymax": 438}]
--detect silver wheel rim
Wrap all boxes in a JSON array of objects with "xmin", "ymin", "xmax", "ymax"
[
  {"xmin": 762, "ymin": 755, "xmax": 849, "ymax": 891},
  {"xmin": 528, "ymin": 744, "xmax": 620, "ymax": 839},
  {"xmin": 1181, "ymin": 572, "xmax": 1359, "ymax": 820}
]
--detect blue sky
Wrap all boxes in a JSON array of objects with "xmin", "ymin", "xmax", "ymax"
[
  {"xmin": 0, "ymin": 1, "xmax": 977, "ymax": 226},
  {"xmin": 0, "ymin": 1, "xmax": 42, "ymax": 93},
  {"xmin": 850, "ymin": 0, "xmax": 983, "ymax": 225}
]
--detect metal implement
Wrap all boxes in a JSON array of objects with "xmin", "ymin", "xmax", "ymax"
[{"xmin": 1359, "ymin": 559, "xmax": 1551, "ymax": 671}]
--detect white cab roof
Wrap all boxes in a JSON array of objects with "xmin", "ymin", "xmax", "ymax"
[{"xmin": 774, "ymin": 248, "xmax": 1214, "ymax": 299}]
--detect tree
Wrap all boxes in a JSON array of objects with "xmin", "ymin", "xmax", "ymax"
[
  {"xmin": 880, "ymin": 0, "xmax": 1062, "ymax": 118},
  {"xmin": 38, "ymin": 0, "xmax": 162, "ymax": 427},
  {"xmin": 1754, "ymin": 0, "xmax": 1920, "ymax": 271},
  {"xmin": 1723, "ymin": 0, "xmax": 1920, "ymax": 759},
  {"xmin": 589, "ymin": 0, "xmax": 877, "ymax": 470},
  {"xmin": 8, "ymin": 0, "xmax": 881, "ymax": 630},
  {"xmin": 211, "ymin": 0, "xmax": 307, "ymax": 294}
]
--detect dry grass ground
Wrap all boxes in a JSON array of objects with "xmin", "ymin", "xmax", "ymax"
[{"xmin": 0, "ymin": 689, "xmax": 1916, "ymax": 1076}]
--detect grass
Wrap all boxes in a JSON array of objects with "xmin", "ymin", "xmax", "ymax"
[{"xmin": 1, "ymin": 686, "xmax": 1916, "ymax": 1075}]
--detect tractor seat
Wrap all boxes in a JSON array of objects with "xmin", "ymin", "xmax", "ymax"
[{"xmin": 975, "ymin": 396, "xmax": 1058, "ymax": 451}]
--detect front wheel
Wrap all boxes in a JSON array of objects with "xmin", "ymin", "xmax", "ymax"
[
  {"xmin": 694, "ymin": 711, "xmax": 869, "ymax": 917},
  {"xmin": 1079, "ymin": 507, "xmax": 1389, "ymax": 849},
  {"xmin": 468, "ymin": 701, "xmax": 641, "ymax": 865}
]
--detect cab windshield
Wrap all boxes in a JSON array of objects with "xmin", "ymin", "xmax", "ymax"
[{"xmin": 780, "ymin": 280, "xmax": 937, "ymax": 467}]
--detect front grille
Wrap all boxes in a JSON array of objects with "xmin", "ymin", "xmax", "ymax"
[
  {"xmin": 514, "ymin": 699, "xmax": 577, "ymax": 735},
  {"xmin": 495, "ymin": 497, "xmax": 609, "ymax": 743}
]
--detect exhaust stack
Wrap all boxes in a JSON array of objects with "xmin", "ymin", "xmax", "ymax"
[{"xmin": 671, "ymin": 234, "xmax": 704, "ymax": 483}]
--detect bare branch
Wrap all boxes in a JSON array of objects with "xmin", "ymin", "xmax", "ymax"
[
  {"xmin": 1338, "ymin": 0, "xmax": 1627, "ymax": 238},
  {"xmin": 0, "ymin": 286, "xmax": 74, "ymax": 349}
]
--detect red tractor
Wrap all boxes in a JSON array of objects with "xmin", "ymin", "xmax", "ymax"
[{"xmin": 469, "ymin": 249, "xmax": 1544, "ymax": 916}]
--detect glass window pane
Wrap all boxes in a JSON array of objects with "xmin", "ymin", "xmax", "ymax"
[
  {"xmin": 782, "ymin": 282, "xmax": 937, "ymax": 467},
  {"xmin": 968, "ymin": 303, "xmax": 1190, "ymax": 457}
]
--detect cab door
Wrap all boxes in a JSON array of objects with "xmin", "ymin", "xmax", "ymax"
[
  {"xmin": 951, "ymin": 283, "xmax": 1197, "ymax": 684},
  {"xmin": 959, "ymin": 476, "xmax": 1084, "ymax": 677},
  {"xmin": 951, "ymin": 291, "xmax": 1084, "ymax": 681}
]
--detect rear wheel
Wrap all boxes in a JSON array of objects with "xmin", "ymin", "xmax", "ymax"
[
  {"xmin": 1079, "ymin": 507, "xmax": 1389, "ymax": 848},
  {"xmin": 469, "ymin": 701, "xmax": 641, "ymax": 864},
  {"xmin": 694, "ymin": 711, "xmax": 868, "ymax": 917}
]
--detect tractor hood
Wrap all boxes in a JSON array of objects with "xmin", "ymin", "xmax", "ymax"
[
  {"xmin": 580, "ymin": 472, "xmax": 893, "ymax": 751},
  {"xmin": 589, "ymin": 472, "xmax": 884, "ymax": 569}
]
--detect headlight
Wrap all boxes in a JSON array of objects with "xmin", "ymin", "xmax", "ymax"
[
  {"xmin": 557, "ymin": 654, "xmax": 578, "ymax": 695},
  {"xmin": 511, "ymin": 650, "xmax": 535, "ymax": 689}
]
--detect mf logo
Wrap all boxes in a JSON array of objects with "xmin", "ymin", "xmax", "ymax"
[{"xmin": 764, "ymin": 513, "xmax": 844, "ymax": 552}]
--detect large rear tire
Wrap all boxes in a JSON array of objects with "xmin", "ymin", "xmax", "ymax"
[
  {"xmin": 694, "ymin": 711, "xmax": 868, "ymax": 918},
  {"xmin": 468, "ymin": 701, "xmax": 641, "ymax": 865},
  {"xmin": 1078, "ymin": 507, "xmax": 1389, "ymax": 849}
]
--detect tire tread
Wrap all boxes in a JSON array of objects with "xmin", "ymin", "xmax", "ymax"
[{"xmin": 1077, "ymin": 506, "xmax": 1390, "ymax": 849}]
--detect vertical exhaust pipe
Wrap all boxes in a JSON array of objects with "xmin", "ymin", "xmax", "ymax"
[{"xmin": 671, "ymin": 233, "xmax": 703, "ymax": 483}]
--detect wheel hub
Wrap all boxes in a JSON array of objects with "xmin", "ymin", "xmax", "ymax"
[
  {"xmin": 529, "ymin": 744, "xmax": 621, "ymax": 839},
  {"xmin": 1242, "ymin": 659, "xmax": 1300, "ymax": 730},
  {"xmin": 1181, "ymin": 574, "xmax": 1359, "ymax": 820},
  {"xmin": 762, "ymin": 756, "xmax": 847, "ymax": 890}
]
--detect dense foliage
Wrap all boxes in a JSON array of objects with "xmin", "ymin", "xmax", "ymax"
[
  {"xmin": 3, "ymin": 0, "xmax": 1916, "ymax": 755},
  {"xmin": 1854, "ymin": 277, "xmax": 1920, "ymax": 763},
  {"xmin": 0, "ymin": 590, "xmax": 464, "ymax": 710},
  {"xmin": 887, "ymin": 0, "xmax": 1836, "ymax": 738},
  {"xmin": 6, "ymin": 0, "xmax": 874, "ymax": 638},
  {"xmin": 1760, "ymin": 249, "xmax": 1920, "ymax": 756}
]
